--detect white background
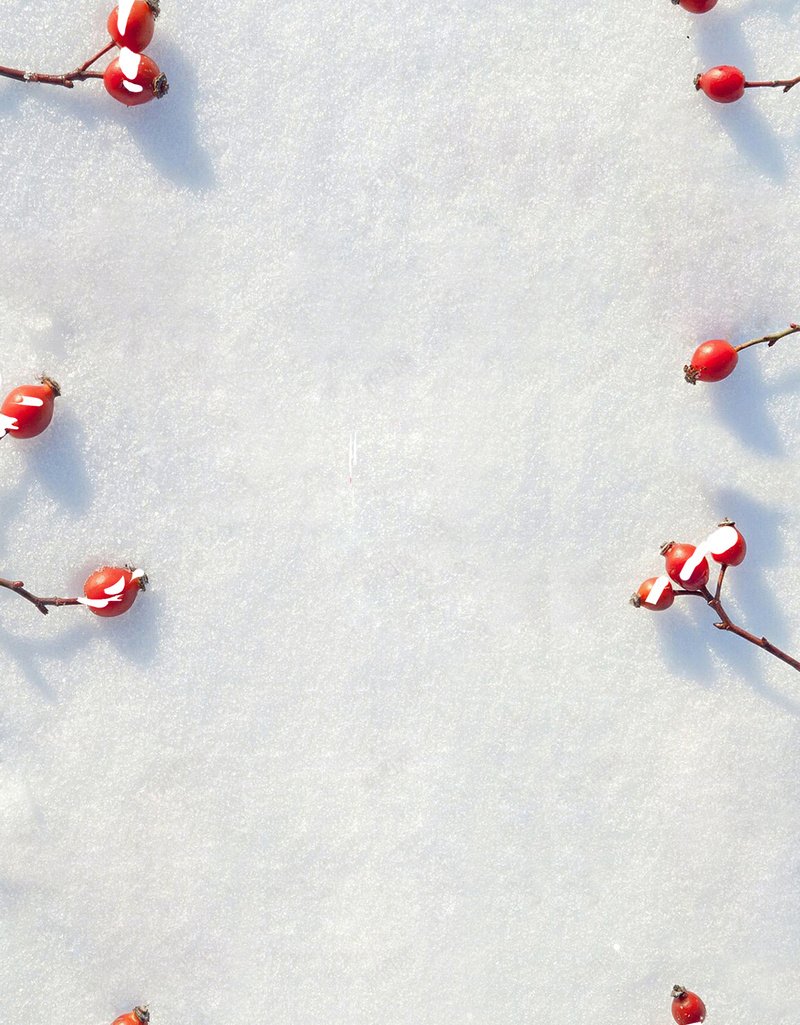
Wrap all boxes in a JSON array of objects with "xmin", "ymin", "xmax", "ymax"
[{"xmin": 1, "ymin": 0, "xmax": 800, "ymax": 1021}]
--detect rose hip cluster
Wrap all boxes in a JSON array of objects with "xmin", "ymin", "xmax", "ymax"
[
  {"xmin": 0, "ymin": 0, "xmax": 167, "ymax": 105},
  {"xmin": 684, "ymin": 323, "xmax": 800, "ymax": 384},
  {"xmin": 1, "ymin": 374, "xmax": 146, "ymax": 619},
  {"xmin": 634, "ymin": 521, "xmax": 745, "ymax": 611},
  {"xmin": 633, "ymin": 521, "xmax": 800, "ymax": 673}
]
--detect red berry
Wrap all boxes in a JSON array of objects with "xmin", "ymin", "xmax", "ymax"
[
  {"xmin": 676, "ymin": 0, "xmax": 718, "ymax": 11},
  {"xmin": 696, "ymin": 65, "xmax": 746, "ymax": 103},
  {"xmin": 0, "ymin": 376, "xmax": 60, "ymax": 439},
  {"xmin": 107, "ymin": 0, "xmax": 157, "ymax": 51},
  {"xmin": 707, "ymin": 521, "xmax": 746, "ymax": 566},
  {"xmin": 79, "ymin": 566, "xmax": 147, "ymax": 618},
  {"xmin": 111, "ymin": 1011, "xmax": 149, "ymax": 1025},
  {"xmin": 671, "ymin": 985, "xmax": 706, "ymax": 1025},
  {"xmin": 103, "ymin": 48, "xmax": 168, "ymax": 106},
  {"xmin": 662, "ymin": 542, "xmax": 710, "ymax": 591},
  {"xmin": 685, "ymin": 339, "xmax": 738, "ymax": 383},
  {"xmin": 635, "ymin": 576, "xmax": 675, "ymax": 611}
]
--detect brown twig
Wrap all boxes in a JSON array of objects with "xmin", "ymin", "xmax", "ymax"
[
  {"xmin": 735, "ymin": 323, "xmax": 800, "ymax": 352},
  {"xmin": 0, "ymin": 576, "xmax": 81, "ymax": 616},
  {"xmin": 685, "ymin": 567, "xmax": 800, "ymax": 673},
  {"xmin": 744, "ymin": 77, "xmax": 800, "ymax": 93},
  {"xmin": 0, "ymin": 40, "xmax": 115, "ymax": 90}
]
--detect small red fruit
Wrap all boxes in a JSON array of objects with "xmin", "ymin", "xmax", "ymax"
[
  {"xmin": 662, "ymin": 542, "xmax": 710, "ymax": 591},
  {"xmin": 671, "ymin": 985, "xmax": 706, "ymax": 1024},
  {"xmin": 695, "ymin": 65, "xmax": 746, "ymax": 103},
  {"xmin": 708, "ymin": 521, "xmax": 746, "ymax": 566},
  {"xmin": 80, "ymin": 566, "xmax": 147, "ymax": 617},
  {"xmin": 104, "ymin": 48, "xmax": 168, "ymax": 106},
  {"xmin": 111, "ymin": 1009, "xmax": 150, "ymax": 1025},
  {"xmin": 674, "ymin": 0, "xmax": 718, "ymax": 11},
  {"xmin": 107, "ymin": 0, "xmax": 158, "ymax": 51},
  {"xmin": 0, "ymin": 376, "xmax": 60, "ymax": 439},
  {"xmin": 685, "ymin": 339, "xmax": 738, "ymax": 383},
  {"xmin": 634, "ymin": 576, "xmax": 675, "ymax": 611}
]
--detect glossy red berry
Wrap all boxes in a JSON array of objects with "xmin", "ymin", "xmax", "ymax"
[
  {"xmin": 671, "ymin": 985, "xmax": 706, "ymax": 1024},
  {"xmin": 675, "ymin": 0, "xmax": 718, "ymax": 11},
  {"xmin": 111, "ymin": 1010, "xmax": 150, "ymax": 1025},
  {"xmin": 634, "ymin": 576, "xmax": 675, "ymax": 611},
  {"xmin": 0, "ymin": 376, "xmax": 60, "ymax": 439},
  {"xmin": 708, "ymin": 521, "xmax": 746, "ymax": 566},
  {"xmin": 662, "ymin": 542, "xmax": 710, "ymax": 591},
  {"xmin": 103, "ymin": 48, "xmax": 168, "ymax": 106},
  {"xmin": 685, "ymin": 338, "xmax": 738, "ymax": 383},
  {"xmin": 79, "ymin": 566, "xmax": 147, "ymax": 617},
  {"xmin": 695, "ymin": 65, "xmax": 746, "ymax": 103},
  {"xmin": 107, "ymin": 0, "xmax": 158, "ymax": 51}
]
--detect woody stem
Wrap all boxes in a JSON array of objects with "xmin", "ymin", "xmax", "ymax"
[
  {"xmin": 744, "ymin": 77, "xmax": 800, "ymax": 93},
  {"xmin": 735, "ymin": 323, "xmax": 800, "ymax": 352},
  {"xmin": 0, "ymin": 576, "xmax": 81, "ymax": 616},
  {"xmin": 695, "ymin": 585, "xmax": 800, "ymax": 673},
  {"xmin": 0, "ymin": 40, "xmax": 115, "ymax": 89}
]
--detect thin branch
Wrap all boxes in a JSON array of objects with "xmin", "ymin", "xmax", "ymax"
[
  {"xmin": 735, "ymin": 323, "xmax": 800, "ymax": 352},
  {"xmin": 0, "ymin": 576, "xmax": 81, "ymax": 616},
  {"xmin": 713, "ymin": 562, "xmax": 727, "ymax": 603},
  {"xmin": 0, "ymin": 40, "xmax": 115, "ymax": 90},
  {"xmin": 744, "ymin": 77, "xmax": 800, "ymax": 93},
  {"xmin": 674, "ymin": 584, "xmax": 800, "ymax": 673}
]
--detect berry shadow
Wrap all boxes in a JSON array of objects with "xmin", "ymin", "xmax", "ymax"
[
  {"xmin": 26, "ymin": 409, "xmax": 92, "ymax": 515},
  {"xmin": 709, "ymin": 353, "xmax": 784, "ymax": 456},
  {"xmin": 695, "ymin": 7, "xmax": 789, "ymax": 180},
  {"xmin": 108, "ymin": 41, "xmax": 214, "ymax": 191}
]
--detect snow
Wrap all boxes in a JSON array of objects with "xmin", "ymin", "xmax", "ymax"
[{"xmin": 1, "ymin": 0, "xmax": 800, "ymax": 1021}]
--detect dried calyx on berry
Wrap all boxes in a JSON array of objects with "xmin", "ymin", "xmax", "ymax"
[{"xmin": 134, "ymin": 1009, "xmax": 150, "ymax": 1023}]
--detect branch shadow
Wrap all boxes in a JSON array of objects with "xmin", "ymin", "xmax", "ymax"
[{"xmin": 710, "ymin": 354, "xmax": 784, "ymax": 456}]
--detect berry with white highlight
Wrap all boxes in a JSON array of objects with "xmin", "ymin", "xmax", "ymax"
[
  {"xmin": 671, "ymin": 985, "xmax": 706, "ymax": 1024},
  {"xmin": 707, "ymin": 521, "xmax": 746, "ymax": 566},
  {"xmin": 108, "ymin": 0, "xmax": 158, "ymax": 51},
  {"xmin": 79, "ymin": 566, "xmax": 147, "ymax": 617},
  {"xmin": 103, "ymin": 48, "xmax": 168, "ymax": 105},
  {"xmin": 0, "ymin": 376, "xmax": 60, "ymax": 439},
  {"xmin": 633, "ymin": 575, "xmax": 675, "ymax": 611},
  {"xmin": 662, "ymin": 542, "xmax": 710, "ymax": 591}
]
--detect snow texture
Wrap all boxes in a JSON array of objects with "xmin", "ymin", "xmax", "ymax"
[{"xmin": 1, "ymin": 0, "xmax": 800, "ymax": 1022}]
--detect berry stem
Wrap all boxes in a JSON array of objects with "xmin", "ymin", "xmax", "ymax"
[
  {"xmin": 735, "ymin": 323, "xmax": 800, "ymax": 352},
  {"xmin": 744, "ymin": 76, "xmax": 800, "ymax": 93},
  {"xmin": 680, "ymin": 574, "xmax": 800, "ymax": 673},
  {"xmin": 0, "ymin": 40, "xmax": 115, "ymax": 90},
  {"xmin": 0, "ymin": 576, "xmax": 80, "ymax": 616}
]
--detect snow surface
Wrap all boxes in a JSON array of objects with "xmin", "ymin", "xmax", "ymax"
[{"xmin": 2, "ymin": 0, "xmax": 800, "ymax": 1021}]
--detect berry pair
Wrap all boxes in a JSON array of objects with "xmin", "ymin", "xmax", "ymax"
[
  {"xmin": 1, "ymin": 374, "xmax": 146, "ymax": 619},
  {"xmin": 104, "ymin": 1, "xmax": 167, "ymax": 106},
  {"xmin": 684, "ymin": 323, "xmax": 800, "ymax": 384}
]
